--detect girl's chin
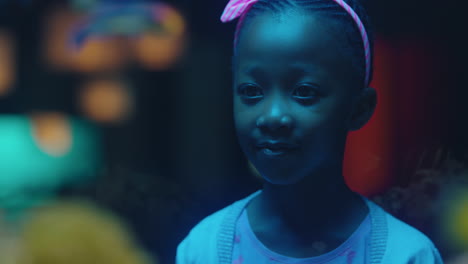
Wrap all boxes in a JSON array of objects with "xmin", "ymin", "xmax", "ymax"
[
  {"xmin": 251, "ymin": 162, "xmax": 305, "ymax": 185},
  {"xmin": 262, "ymin": 174, "xmax": 306, "ymax": 186}
]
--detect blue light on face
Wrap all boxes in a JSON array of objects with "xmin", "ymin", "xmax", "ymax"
[{"xmin": 233, "ymin": 12, "xmax": 357, "ymax": 186}]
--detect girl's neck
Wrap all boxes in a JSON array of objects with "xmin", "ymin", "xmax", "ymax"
[{"xmin": 247, "ymin": 171, "xmax": 369, "ymax": 242}]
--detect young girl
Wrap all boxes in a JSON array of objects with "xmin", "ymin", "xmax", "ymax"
[{"xmin": 177, "ymin": 0, "xmax": 443, "ymax": 263}]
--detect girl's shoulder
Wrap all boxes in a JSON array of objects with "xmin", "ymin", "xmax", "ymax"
[
  {"xmin": 366, "ymin": 200, "xmax": 443, "ymax": 263},
  {"xmin": 176, "ymin": 206, "xmax": 226, "ymax": 264},
  {"xmin": 176, "ymin": 191, "xmax": 260, "ymax": 264},
  {"xmin": 384, "ymin": 212, "xmax": 443, "ymax": 263},
  {"xmin": 183, "ymin": 191, "xmax": 260, "ymax": 240}
]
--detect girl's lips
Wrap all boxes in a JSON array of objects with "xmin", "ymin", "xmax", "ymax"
[
  {"xmin": 259, "ymin": 147, "xmax": 290, "ymax": 156},
  {"xmin": 255, "ymin": 141, "xmax": 298, "ymax": 157},
  {"xmin": 256, "ymin": 141, "xmax": 297, "ymax": 149}
]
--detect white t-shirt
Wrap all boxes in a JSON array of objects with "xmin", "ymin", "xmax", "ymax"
[{"xmin": 232, "ymin": 209, "xmax": 371, "ymax": 264}]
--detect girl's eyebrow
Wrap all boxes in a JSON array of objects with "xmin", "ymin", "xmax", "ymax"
[
  {"xmin": 242, "ymin": 66, "xmax": 268, "ymax": 82},
  {"xmin": 242, "ymin": 64, "xmax": 313, "ymax": 75},
  {"xmin": 240, "ymin": 65, "xmax": 270, "ymax": 85},
  {"xmin": 242, "ymin": 65, "xmax": 260, "ymax": 75}
]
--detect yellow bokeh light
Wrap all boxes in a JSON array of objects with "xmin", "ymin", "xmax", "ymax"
[
  {"xmin": 440, "ymin": 186, "xmax": 468, "ymax": 251},
  {"xmin": 0, "ymin": 31, "xmax": 15, "ymax": 97},
  {"xmin": 30, "ymin": 112, "xmax": 73, "ymax": 157},
  {"xmin": 448, "ymin": 191, "xmax": 468, "ymax": 248},
  {"xmin": 17, "ymin": 201, "xmax": 155, "ymax": 264},
  {"xmin": 0, "ymin": 223, "xmax": 21, "ymax": 264},
  {"xmin": 79, "ymin": 78, "xmax": 133, "ymax": 123}
]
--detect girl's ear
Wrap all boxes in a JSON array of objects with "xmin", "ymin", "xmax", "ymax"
[{"xmin": 348, "ymin": 87, "xmax": 377, "ymax": 131}]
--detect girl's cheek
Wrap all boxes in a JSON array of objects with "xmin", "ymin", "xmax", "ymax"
[{"xmin": 234, "ymin": 115, "xmax": 249, "ymax": 134}]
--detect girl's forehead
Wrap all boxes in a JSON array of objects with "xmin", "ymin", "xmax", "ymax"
[
  {"xmin": 234, "ymin": 11, "xmax": 359, "ymax": 89},
  {"xmin": 236, "ymin": 12, "xmax": 349, "ymax": 69}
]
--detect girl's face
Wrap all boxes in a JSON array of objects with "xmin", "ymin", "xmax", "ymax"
[{"xmin": 233, "ymin": 10, "xmax": 361, "ymax": 185}]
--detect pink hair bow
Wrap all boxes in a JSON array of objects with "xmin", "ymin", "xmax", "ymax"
[{"xmin": 220, "ymin": 0, "xmax": 258, "ymax": 22}]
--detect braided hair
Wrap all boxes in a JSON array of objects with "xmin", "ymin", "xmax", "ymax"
[{"xmin": 233, "ymin": 0, "xmax": 374, "ymax": 87}]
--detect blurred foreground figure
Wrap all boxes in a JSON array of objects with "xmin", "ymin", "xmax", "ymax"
[
  {"xmin": 0, "ymin": 114, "xmax": 158, "ymax": 263},
  {"xmin": 0, "ymin": 200, "xmax": 157, "ymax": 264}
]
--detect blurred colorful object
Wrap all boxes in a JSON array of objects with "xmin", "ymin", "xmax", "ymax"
[
  {"xmin": 70, "ymin": 3, "xmax": 157, "ymax": 48},
  {"xmin": 344, "ymin": 38, "xmax": 449, "ymax": 196},
  {"xmin": 0, "ymin": 114, "xmax": 101, "ymax": 213},
  {"xmin": 446, "ymin": 252, "xmax": 468, "ymax": 264},
  {"xmin": 133, "ymin": 29, "xmax": 185, "ymax": 71},
  {"xmin": 0, "ymin": 200, "xmax": 156, "ymax": 264},
  {"xmin": 372, "ymin": 151, "xmax": 468, "ymax": 258},
  {"xmin": 71, "ymin": 0, "xmax": 99, "ymax": 10},
  {"xmin": 44, "ymin": 6, "xmax": 126, "ymax": 73},
  {"xmin": 0, "ymin": 215, "xmax": 21, "ymax": 264},
  {"xmin": 131, "ymin": 3, "xmax": 186, "ymax": 70},
  {"xmin": 79, "ymin": 77, "xmax": 134, "ymax": 123},
  {"xmin": 31, "ymin": 112, "xmax": 72, "ymax": 156},
  {"xmin": 44, "ymin": 2, "xmax": 186, "ymax": 72},
  {"xmin": 0, "ymin": 31, "xmax": 15, "ymax": 97},
  {"xmin": 440, "ymin": 185, "xmax": 468, "ymax": 251},
  {"xmin": 344, "ymin": 38, "xmax": 395, "ymax": 196}
]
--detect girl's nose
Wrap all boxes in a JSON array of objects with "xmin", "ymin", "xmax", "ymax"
[{"xmin": 256, "ymin": 100, "xmax": 294, "ymax": 132}]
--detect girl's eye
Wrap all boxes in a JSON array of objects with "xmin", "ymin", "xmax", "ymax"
[
  {"xmin": 238, "ymin": 84, "xmax": 263, "ymax": 99},
  {"xmin": 292, "ymin": 85, "xmax": 319, "ymax": 101}
]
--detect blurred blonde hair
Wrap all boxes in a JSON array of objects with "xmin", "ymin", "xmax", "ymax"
[{"xmin": 6, "ymin": 200, "xmax": 156, "ymax": 264}]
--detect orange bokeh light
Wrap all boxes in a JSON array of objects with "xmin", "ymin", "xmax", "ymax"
[
  {"xmin": 0, "ymin": 31, "xmax": 15, "ymax": 97},
  {"xmin": 44, "ymin": 3, "xmax": 187, "ymax": 72},
  {"xmin": 71, "ymin": 37, "xmax": 128, "ymax": 73},
  {"xmin": 157, "ymin": 4, "xmax": 186, "ymax": 37},
  {"xmin": 44, "ymin": 6, "xmax": 127, "ymax": 73},
  {"xmin": 133, "ymin": 34, "xmax": 185, "ymax": 70},
  {"xmin": 30, "ymin": 112, "xmax": 73, "ymax": 157},
  {"xmin": 79, "ymin": 78, "xmax": 133, "ymax": 123},
  {"xmin": 133, "ymin": 4, "xmax": 186, "ymax": 70}
]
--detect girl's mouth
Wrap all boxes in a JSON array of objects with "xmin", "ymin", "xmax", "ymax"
[
  {"xmin": 260, "ymin": 147, "xmax": 289, "ymax": 156},
  {"xmin": 255, "ymin": 141, "xmax": 297, "ymax": 157}
]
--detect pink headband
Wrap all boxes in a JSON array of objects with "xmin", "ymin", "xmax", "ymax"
[{"xmin": 221, "ymin": 0, "xmax": 371, "ymax": 86}]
